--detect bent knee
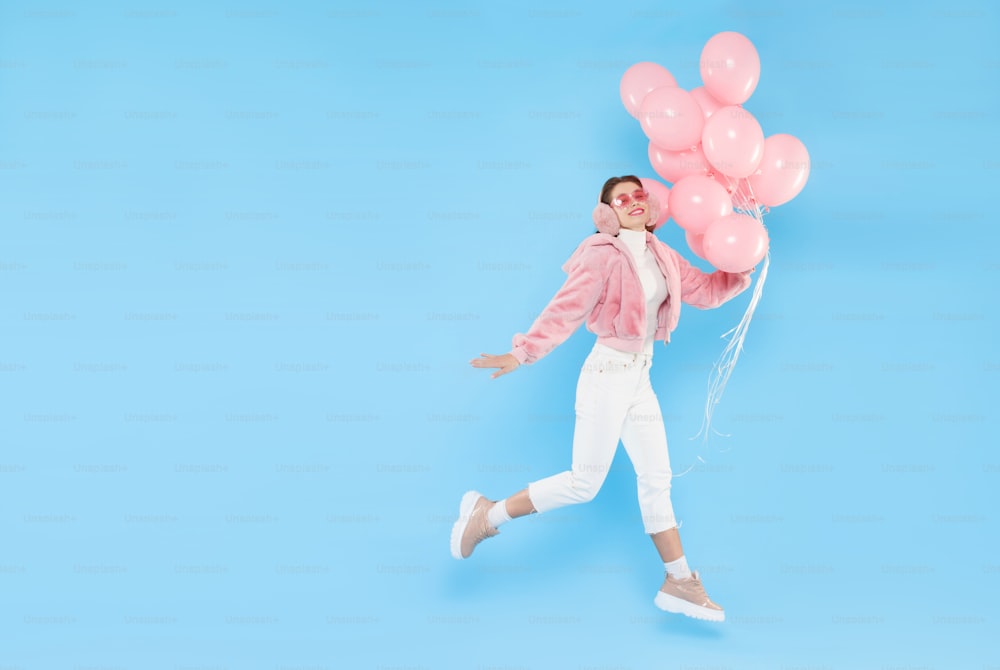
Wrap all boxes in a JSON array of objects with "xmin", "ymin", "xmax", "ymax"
[
  {"xmin": 567, "ymin": 474, "xmax": 606, "ymax": 503},
  {"xmin": 573, "ymin": 486, "xmax": 600, "ymax": 503}
]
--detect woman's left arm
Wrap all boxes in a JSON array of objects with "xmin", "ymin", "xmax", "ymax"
[{"xmin": 672, "ymin": 248, "xmax": 754, "ymax": 309}]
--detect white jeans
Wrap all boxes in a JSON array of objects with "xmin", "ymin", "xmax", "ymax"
[{"xmin": 528, "ymin": 342, "xmax": 677, "ymax": 534}]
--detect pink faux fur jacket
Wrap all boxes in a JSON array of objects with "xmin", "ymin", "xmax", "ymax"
[{"xmin": 510, "ymin": 231, "xmax": 753, "ymax": 365}]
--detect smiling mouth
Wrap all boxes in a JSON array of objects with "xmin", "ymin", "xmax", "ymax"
[{"xmin": 629, "ymin": 207, "xmax": 645, "ymax": 216}]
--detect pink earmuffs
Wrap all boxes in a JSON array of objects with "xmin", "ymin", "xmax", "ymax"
[{"xmin": 592, "ymin": 193, "xmax": 662, "ymax": 235}]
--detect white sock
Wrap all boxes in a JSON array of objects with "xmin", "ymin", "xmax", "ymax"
[
  {"xmin": 664, "ymin": 555, "xmax": 692, "ymax": 580},
  {"xmin": 486, "ymin": 499, "xmax": 512, "ymax": 528}
]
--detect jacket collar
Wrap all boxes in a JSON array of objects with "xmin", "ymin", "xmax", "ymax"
[{"xmin": 564, "ymin": 231, "xmax": 671, "ymax": 275}]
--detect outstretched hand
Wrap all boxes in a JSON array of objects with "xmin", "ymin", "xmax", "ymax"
[{"xmin": 469, "ymin": 352, "xmax": 520, "ymax": 379}]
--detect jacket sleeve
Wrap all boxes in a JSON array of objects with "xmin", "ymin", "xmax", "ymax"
[
  {"xmin": 672, "ymin": 248, "xmax": 753, "ymax": 309},
  {"xmin": 510, "ymin": 247, "xmax": 607, "ymax": 365}
]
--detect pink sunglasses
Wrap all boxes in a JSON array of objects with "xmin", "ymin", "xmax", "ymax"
[{"xmin": 610, "ymin": 189, "xmax": 649, "ymax": 209}]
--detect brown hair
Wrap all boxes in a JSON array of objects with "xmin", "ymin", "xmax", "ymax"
[{"xmin": 599, "ymin": 175, "xmax": 644, "ymax": 205}]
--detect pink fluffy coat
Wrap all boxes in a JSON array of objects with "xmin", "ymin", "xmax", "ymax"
[{"xmin": 510, "ymin": 232, "xmax": 753, "ymax": 365}]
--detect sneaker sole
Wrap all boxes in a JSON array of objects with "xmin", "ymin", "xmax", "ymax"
[
  {"xmin": 449, "ymin": 490, "xmax": 483, "ymax": 560},
  {"xmin": 654, "ymin": 591, "xmax": 726, "ymax": 622}
]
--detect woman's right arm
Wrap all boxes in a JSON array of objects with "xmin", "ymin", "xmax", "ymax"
[{"xmin": 507, "ymin": 247, "xmax": 607, "ymax": 366}]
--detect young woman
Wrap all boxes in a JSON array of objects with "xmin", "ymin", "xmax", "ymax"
[{"xmin": 451, "ymin": 176, "xmax": 754, "ymax": 622}]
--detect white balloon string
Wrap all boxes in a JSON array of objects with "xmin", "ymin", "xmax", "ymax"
[
  {"xmin": 692, "ymin": 250, "xmax": 769, "ymax": 445},
  {"xmin": 688, "ymin": 176, "xmax": 770, "ymax": 446}
]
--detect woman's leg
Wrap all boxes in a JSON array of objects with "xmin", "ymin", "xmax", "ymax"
[
  {"xmin": 502, "ymin": 488, "xmax": 536, "ymax": 518},
  {"xmin": 651, "ymin": 527, "xmax": 683, "ymax": 562},
  {"xmin": 619, "ymin": 368, "xmax": 725, "ymax": 621},
  {"xmin": 618, "ymin": 370, "xmax": 677, "ymax": 538},
  {"xmin": 451, "ymin": 347, "xmax": 635, "ymax": 559},
  {"xmin": 525, "ymin": 350, "xmax": 634, "ymax": 514}
]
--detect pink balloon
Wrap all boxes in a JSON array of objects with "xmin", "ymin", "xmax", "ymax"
[
  {"xmin": 638, "ymin": 87, "xmax": 704, "ymax": 151},
  {"xmin": 620, "ymin": 62, "xmax": 678, "ymax": 119},
  {"xmin": 709, "ymin": 171, "xmax": 737, "ymax": 196},
  {"xmin": 639, "ymin": 177, "xmax": 671, "ymax": 230},
  {"xmin": 648, "ymin": 142, "xmax": 711, "ymax": 183},
  {"xmin": 700, "ymin": 31, "xmax": 761, "ymax": 105},
  {"xmin": 701, "ymin": 105, "xmax": 764, "ymax": 178},
  {"xmin": 702, "ymin": 213, "xmax": 769, "ymax": 272},
  {"xmin": 668, "ymin": 175, "xmax": 733, "ymax": 234},
  {"xmin": 685, "ymin": 231, "xmax": 707, "ymax": 259},
  {"xmin": 747, "ymin": 134, "xmax": 810, "ymax": 207},
  {"xmin": 690, "ymin": 86, "xmax": 724, "ymax": 119}
]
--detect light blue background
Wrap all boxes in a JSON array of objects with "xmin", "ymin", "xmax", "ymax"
[{"xmin": 2, "ymin": 1, "xmax": 998, "ymax": 668}]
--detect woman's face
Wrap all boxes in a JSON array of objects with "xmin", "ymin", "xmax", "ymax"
[{"xmin": 608, "ymin": 181, "xmax": 651, "ymax": 232}]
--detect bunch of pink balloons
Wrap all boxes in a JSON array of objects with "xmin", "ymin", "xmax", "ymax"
[{"xmin": 619, "ymin": 31, "xmax": 810, "ymax": 272}]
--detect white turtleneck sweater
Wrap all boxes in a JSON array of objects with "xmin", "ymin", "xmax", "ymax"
[{"xmin": 617, "ymin": 228, "xmax": 668, "ymax": 355}]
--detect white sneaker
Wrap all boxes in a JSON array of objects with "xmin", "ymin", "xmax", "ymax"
[
  {"xmin": 449, "ymin": 490, "xmax": 499, "ymax": 560},
  {"xmin": 654, "ymin": 571, "xmax": 725, "ymax": 622}
]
